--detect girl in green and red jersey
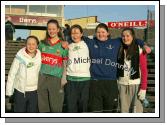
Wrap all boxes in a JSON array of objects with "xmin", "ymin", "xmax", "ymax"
[{"xmin": 37, "ymin": 19, "xmax": 68, "ymax": 112}]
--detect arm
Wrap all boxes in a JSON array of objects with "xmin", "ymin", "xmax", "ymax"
[
  {"xmin": 61, "ymin": 41, "xmax": 69, "ymax": 50},
  {"xmin": 6, "ymin": 58, "xmax": 20, "ymax": 96},
  {"xmin": 37, "ymin": 50, "xmax": 42, "ymax": 73},
  {"xmin": 115, "ymin": 37, "xmax": 145, "ymax": 46},
  {"xmin": 136, "ymin": 39, "xmax": 151, "ymax": 54},
  {"xmin": 82, "ymin": 36, "xmax": 94, "ymax": 48},
  {"xmin": 62, "ymin": 49, "xmax": 69, "ymax": 60},
  {"xmin": 139, "ymin": 52, "xmax": 148, "ymax": 90},
  {"xmin": 135, "ymin": 39, "xmax": 144, "ymax": 47},
  {"xmin": 138, "ymin": 52, "xmax": 148, "ymax": 100}
]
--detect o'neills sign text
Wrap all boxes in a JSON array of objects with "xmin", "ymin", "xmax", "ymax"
[{"xmin": 108, "ymin": 20, "xmax": 154, "ymax": 28}]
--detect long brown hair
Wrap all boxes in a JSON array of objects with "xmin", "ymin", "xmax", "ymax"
[
  {"xmin": 43, "ymin": 19, "xmax": 64, "ymax": 44},
  {"xmin": 117, "ymin": 28, "xmax": 140, "ymax": 79},
  {"xmin": 118, "ymin": 28, "xmax": 138, "ymax": 60}
]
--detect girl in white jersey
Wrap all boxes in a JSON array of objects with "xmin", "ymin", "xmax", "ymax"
[{"xmin": 65, "ymin": 24, "xmax": 91, "ymax": 112}]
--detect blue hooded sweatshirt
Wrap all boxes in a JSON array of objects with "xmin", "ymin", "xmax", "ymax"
[{"xmin": 82, "ymin": 37, "xmax": 144, "ymax": 80}]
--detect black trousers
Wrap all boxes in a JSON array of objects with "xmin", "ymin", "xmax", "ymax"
[
  {"xmin": 65, "ymin": 80, "xmax": 90, "ymax": 113},
  {"xmin": 88, "ymin": 80, "xmax": 119, "ymax": 112},
  {"xmin": 13, "ymin": 89, "xmax": 38, "ymax": 113}
]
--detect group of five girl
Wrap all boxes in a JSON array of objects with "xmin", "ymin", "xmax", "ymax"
[{"xmin": 6, "ymin": 19, "xmax": 149, "ymax": 113}]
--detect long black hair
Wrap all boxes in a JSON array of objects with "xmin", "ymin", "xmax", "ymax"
[
  {"xmin": 117, "ymin": 28, "xmax": 140, "ymax": 79},
  {"xmin": 43, "ymin": 19, "xmax": 64, "ymax": 44}
]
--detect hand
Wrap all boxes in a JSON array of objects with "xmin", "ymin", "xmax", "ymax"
[
  {"xmin": 6, "ymin": 95, "xmax": 12, "ymax": 99},
  {"xmin": 138, "ymin": 89, "xmax": 146, "ymax": 100},
  {"xmin": 143, "ymin": 45, "xmax": 151, "ymax": 54},
  {"xmin": 6, "ymin": 95, "xmax": 14, "ymax": 103},
  {"xmin": 61, "ymin": 41, "xmax": 69, "ymax": 49},
  {"xmin": 5, "ymin": 95, "xmax": 13, "ymax": 111}
]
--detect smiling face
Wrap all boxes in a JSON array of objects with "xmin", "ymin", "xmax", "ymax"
[
  {"xmin": 71, "ymin": 28, "xmax": 83, "ymax": 43},
  {"xmin": 47, "ymin": 23, "xmax": 60, "ymax": 38},
  {"xmin": 122, "ymin": 30, "xmax": 134, "ymax": 45},
  {"xmin": 96, "ymin": 27, "xmax": 109, "ymax": 41},
  {"xmin": 26, "ymin": 38, "xmax": 38, "ymax": 54}
]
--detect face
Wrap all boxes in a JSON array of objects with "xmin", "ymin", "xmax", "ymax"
[
  {"xmin": 71, "ymin": 28, "xmax": 83, "ymax": 43},
  {"xmin": 47, "ymin": 23, "xmax": 60, "ymax": 38},
  {"xmin": 122, "ymin": 30, "xmax": 133, "ymax": 45},
  {"xmin": 26, "ymin": 38, "xmax": 38, "ymax": 54},
  {"xmin": 96, "ymin": 28, "xmax": 109, "ymax": 41}
]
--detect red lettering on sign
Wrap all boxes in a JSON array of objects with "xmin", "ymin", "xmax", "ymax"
[{"xmin": 107, "ymin": 20, "xmax": 154, "ymax": 28}]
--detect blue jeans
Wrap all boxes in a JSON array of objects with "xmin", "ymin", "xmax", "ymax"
[{"xmin": 14, "ymin": 89, "xmax": 38, "ymax": 113}]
